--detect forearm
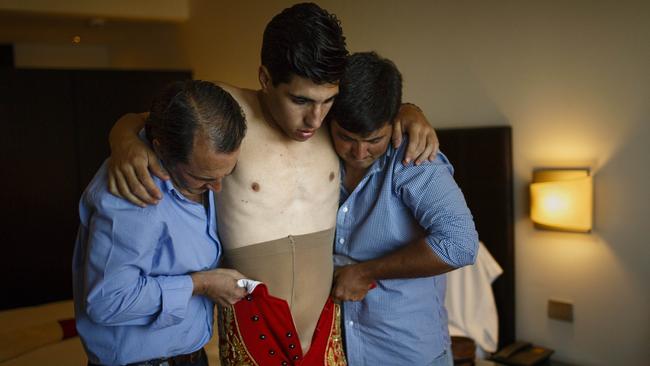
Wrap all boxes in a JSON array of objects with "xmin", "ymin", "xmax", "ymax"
[
  {"xmin": 86, "ymin": 274, "xmax": 193, "ymax": 326},
  {"xmin": 109, "ymin": 112, "xmax": 148, "ymax": 152},
  {"xmin": 358, "ymin": 238, "xmax": 454, "ymax": 281}
]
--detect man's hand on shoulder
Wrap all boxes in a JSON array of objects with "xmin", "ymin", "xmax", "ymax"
[
  {"xmin": 392, "ymin": 103, "xmax": 439, "ymax": 166},
  {"xmin": 107, "ymin": 112, "xmax": 169, "ymax": 207}
]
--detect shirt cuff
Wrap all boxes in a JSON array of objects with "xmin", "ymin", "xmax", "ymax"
[
  {"xmin": 426, "ymin": 236, "xmax": 477, "ymax": 268},
  {"xmin": 151, "ymin": 275, "xmax": 194, "ymax": 329}
]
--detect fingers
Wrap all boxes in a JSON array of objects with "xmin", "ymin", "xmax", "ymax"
[
  {"xmin": 391, "ymin": 119, "xmax": 403, "ymax": 149},
  {"xmin": 221, "ymin": 285, "xmax": 246, "ymax": 305},
  {"xmin": 407, "ymin": 128, "xmax": 441, "ymax": 166},
  {"xmin": 229, "ymin": 287, "xmax": 247, "ymax": 304},
  {"xmin": 429, "ymin": 136, "xmax": 440, "ymax": 161},
  {"xmin": 404, "ymin": 125, "xmax": 425, "ymax": 165},
  {"xmin": 134, "ymin": 164, "xmax": 162, "ymax": 202},
  {"xmin": 217, "ymin": 268, "xmax": 246, "ymax": 280},
  {"xmin": 331, "ymin": 268, "xmax": 370, "ymax": 302},
  {"xmin": 428, "ymin": 127, "xmax": 440, "ymax": 161},
  {"xmin": 113, "ymin": 166, "xmax": 148, "ymax": 208},
  {"xmin": 148, "ymin": 152, "xmax": 170, "ymax": 181},
  {"xmin": 107, "ymin": 157, "xmax": 154, "ymax": 207},
  {"xmin": 414, "ymin": 134, "xmax": 435, "ymax": 165},
  {"xmin": 108, "ymin": 170, "xmax": 122, "ymax": 198},
  {"xmin": 331, "ymin": 284, "xmax": 367, "ymax": 302}
]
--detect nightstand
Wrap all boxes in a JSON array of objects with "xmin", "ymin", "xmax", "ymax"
[{"xmin": 475, "ymin": 359, "xmax": 578, "ymax": 366}]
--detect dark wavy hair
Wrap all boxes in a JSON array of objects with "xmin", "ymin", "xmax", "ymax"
[
  {"xmin": 145, "ymin": 80, "xmax": 247, "ymax": 167},
  {"xmin": 261, "ymin": 2, "xmax": 348, "ymax": 86},
  {"xmin": 329, "ymin": 52, "xmax": 402, "ymax": 136}
]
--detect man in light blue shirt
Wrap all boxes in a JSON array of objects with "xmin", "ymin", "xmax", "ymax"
[
  {"xmin": 73, "ymin": 80, "xmax": 248, "ymax": 366},
  {"xmin": 329, "ymin": 53, "xmax": 479, "ymax": 365}
]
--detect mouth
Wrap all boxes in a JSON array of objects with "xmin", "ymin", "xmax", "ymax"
[
  {"xmin": 296, "ymin": 129, "xmax": 316, "ymax": 139},
  {"xmin": 350, "ymin": 157, "xmax": 371, "ymax": 164}
]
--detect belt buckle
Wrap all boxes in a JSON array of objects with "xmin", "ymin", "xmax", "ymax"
[{"xmin": 188, "ymin": 352, "xmax": 199, "ymax": 363}]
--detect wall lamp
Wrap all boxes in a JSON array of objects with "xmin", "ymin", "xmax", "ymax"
[{"xmin": 530, "ymin": 169, "xmax": 593, "ymax": 233}]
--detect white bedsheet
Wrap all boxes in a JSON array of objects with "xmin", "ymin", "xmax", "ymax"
[{"xmin": 446, "ymin": 241, "xmax": 503, "ymax": 353}]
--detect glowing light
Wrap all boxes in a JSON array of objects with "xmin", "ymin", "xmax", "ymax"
[{"xmin": 530, "ymin": 169, "xmax": 593, "ymax": 232}]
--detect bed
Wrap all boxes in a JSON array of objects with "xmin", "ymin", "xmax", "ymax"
[{"xmin": 0, "ymin": 126, "xmax": 514, "ymax": 365}]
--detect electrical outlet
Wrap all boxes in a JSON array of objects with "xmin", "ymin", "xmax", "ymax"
[{"xmin": 548, "ymin": 299, "xmax": 573, "ymax": 322}]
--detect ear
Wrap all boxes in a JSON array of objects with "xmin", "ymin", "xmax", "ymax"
[
  {"xmin": 152, "ymin": 138, "xmax": 162, "ymax": 154},
  {"xmin": 258, "ymin": 65, "xmax": 271, "ymax": 91}
]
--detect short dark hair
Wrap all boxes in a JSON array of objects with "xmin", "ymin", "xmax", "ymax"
[
  {"xmin": 145, "ymin": 80, "xmax": 246, "ymax": 168},
  {"xmin": 261, "ymin": 2, "xmax": 348, "ymax": 86},
  {"xmin": 329, "ymin": 52, "xmax": 402, "ymax": 136}
]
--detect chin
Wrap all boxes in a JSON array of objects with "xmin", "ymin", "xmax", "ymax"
[{"xmin": 348, "ymin": 160, "xmax": 371, "ymax": 169}]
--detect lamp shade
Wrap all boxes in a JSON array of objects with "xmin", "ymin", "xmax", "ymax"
[{"xmin": 530, "ymin": 169, "xmax": 592, "ymax": 232}]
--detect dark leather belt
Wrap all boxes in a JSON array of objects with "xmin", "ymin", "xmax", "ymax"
[{"xmin": 88, "ymin": 348, "xmax": 205, "ymax": 366}]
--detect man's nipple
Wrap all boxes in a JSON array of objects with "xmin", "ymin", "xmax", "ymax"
[
  {"xmin": 251, "ymin": 182, "xmax": 260, "ymax": 192},
  {"xmin": 329, "ymin": 172, "xmax": 335, "ymax": 182}
]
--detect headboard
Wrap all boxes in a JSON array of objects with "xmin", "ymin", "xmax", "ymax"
[
  {"xmin": 0, "ymin": 68, "xmax": 192, "ymax": 310},
  {"xmin": 437, "ymin": 126, "xmax": 515, "ymax": 349}
]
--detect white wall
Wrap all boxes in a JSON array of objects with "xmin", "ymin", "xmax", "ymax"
[{"xmin": 179, "ymin": 1, "xmax": 649, "ymax": 365}]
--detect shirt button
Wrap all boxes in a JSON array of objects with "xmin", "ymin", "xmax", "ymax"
[
  {"xmin": 348, "ymin": 321, "xmax": 354, "ymax": 326},
  {"xmin": 342, "ymin": 206, "xmax": 348, "ymax": 213},
  {"xmin": 339, "ymin": 238, "xmax": 345, "ymax": 244}
]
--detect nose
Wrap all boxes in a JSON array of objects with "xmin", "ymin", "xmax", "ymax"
[
  {"xmin": 305, "ymin": 104, "xmax": 325, "ymax": 129},
  {"xmin": 352, "ymin": 142, "xmax": 369, "ymax": 160}
]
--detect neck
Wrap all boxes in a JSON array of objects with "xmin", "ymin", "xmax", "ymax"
[
  {"xmin": 256, "ymin": 90, "xmax": 284, "ymax": 134},
  {"xmin": 343, "ymin": 164, "xmax": 369, "ymax": 192},
  {"xmin": 168, "ymin": 174, "xmax": 204, "ymax": 204},
  {"xmin": 184, "ymin": 192, "xmax": 204, "ymax": 204}
]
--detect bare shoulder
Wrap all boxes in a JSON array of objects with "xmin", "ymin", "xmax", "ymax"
[{"xmin": 210, "ymin": 81, "xmax": 257, "ymax": 109}]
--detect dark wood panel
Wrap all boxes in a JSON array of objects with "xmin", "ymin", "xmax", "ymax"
[
  {"xmin": 438, "ymin": 126, "xmax": 515, "ymax": 349},
  {"xmin": 73, "ymin": 70, "xmax": 192, "ymax": 191},
  {"xmin": 0, "ymin": 69, "xmax": 79, "ymax": 309},
  {"xmin": 0, "ymin": 69, "xmax": 191, "ymax": 310}
]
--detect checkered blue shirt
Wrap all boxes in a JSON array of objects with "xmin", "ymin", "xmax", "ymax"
[{"xmin": 336, "ymin": 139, "xmax": 478, "ymax": 365}]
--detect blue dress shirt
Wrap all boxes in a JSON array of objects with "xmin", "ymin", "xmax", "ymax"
[
  {"xmin": 73, "ymin": 160, "xmax": 220, "ymax": 365},
  {"xmin": 336, "ymin": 139, "xmax": 478, "ymax": 365}
]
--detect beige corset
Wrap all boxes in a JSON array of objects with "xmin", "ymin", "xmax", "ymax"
[{"xmin": 223, "ymin": 228, "xmax": 335, "ymax": 354}]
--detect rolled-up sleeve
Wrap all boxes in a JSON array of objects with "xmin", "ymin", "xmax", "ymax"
[
  {"xmin": 83, "ymin": 197, "xmax": 193, "ymax": 328},
  {"xmin": 394, "ymin": 153, "xmax": 479, "ymax": 268}
]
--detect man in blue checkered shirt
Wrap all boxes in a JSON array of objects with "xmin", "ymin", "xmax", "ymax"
[{"xmin": 329, "ymin": 52, "xmax": 479, "ymax": 366}]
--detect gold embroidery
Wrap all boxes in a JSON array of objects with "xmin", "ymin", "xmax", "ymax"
[
  {"xmin": 218, "ymin": 305, "xmax": 258, "ymax": 366},
  {"xmin": 325, "ymin": 303, "xmax": 347, "ymax": 365}
]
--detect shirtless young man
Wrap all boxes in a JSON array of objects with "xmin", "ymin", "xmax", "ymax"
[{"xmin": 107, "ymin": 3, "xmax": 437, "ymax": 365}]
